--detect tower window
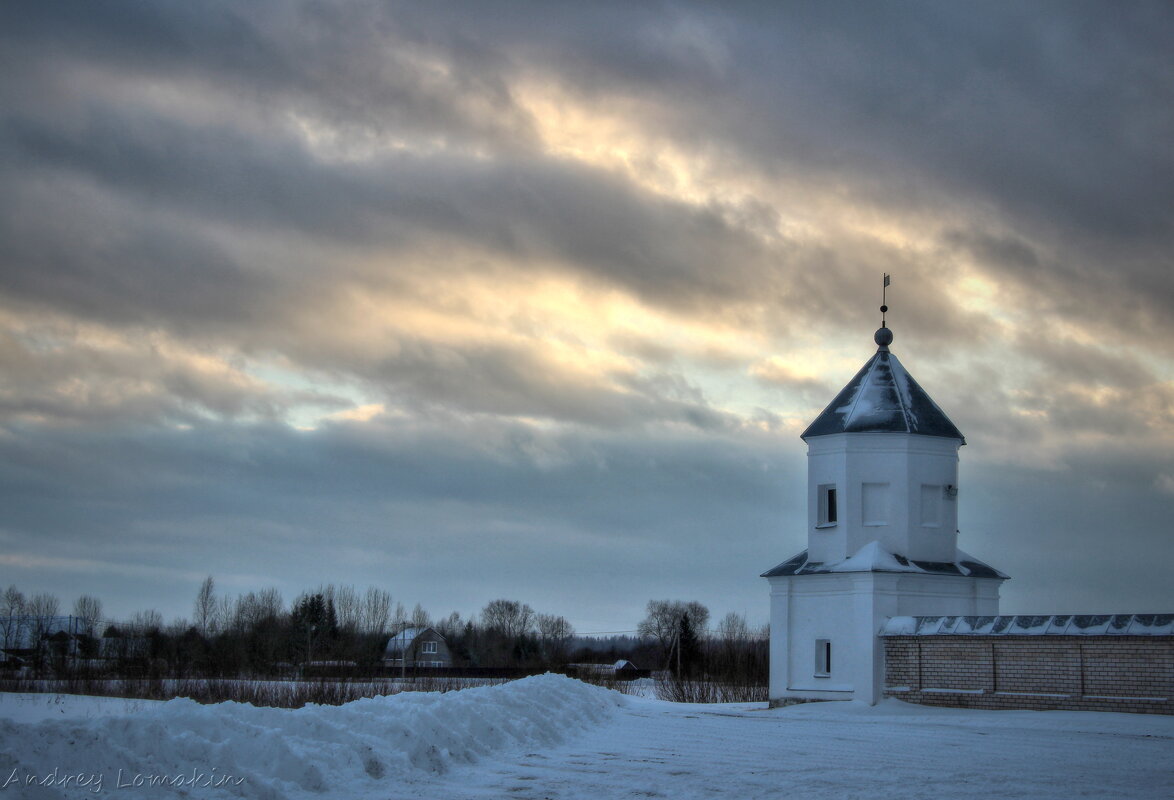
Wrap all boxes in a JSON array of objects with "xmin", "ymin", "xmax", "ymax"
[
  {"xmin": 818, "ymin": 485, "xmax": 838, "ymax": 527},
  {"xmin": 815, "ymin": 639, "xmax": 832, "ymax": 676}
]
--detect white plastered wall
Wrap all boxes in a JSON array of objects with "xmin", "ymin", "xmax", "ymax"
[
  {"xmin": 806, "ymin": 433, "xmax": 961, "ymax": 564},
  {"xmin": 769, "ymin": 572, "xmax": 1002, "ymax": 704}
]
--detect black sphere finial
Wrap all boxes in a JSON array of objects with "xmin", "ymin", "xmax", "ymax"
[{"xmin": 877, "ymin": 274, "xmax": 892, "ymax": 347}]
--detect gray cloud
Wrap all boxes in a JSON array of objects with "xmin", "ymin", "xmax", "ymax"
[
  {"xmin": 1, "ymin": 1, "xmax": 1172, "ymax": 627},
  {"xmin": 0, "ymin": 413, "xmax": 798, "ymax": 625}
]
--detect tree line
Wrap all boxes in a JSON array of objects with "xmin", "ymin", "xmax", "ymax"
[{"xmin": 1, "ymin": 582, "xmax": 766, "ymax": 687}]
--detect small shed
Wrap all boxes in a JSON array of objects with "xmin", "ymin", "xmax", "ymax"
[
  {"xmin": 382, "ymin": 627, "xmax": 452, "ymax": 668},
  {"xmin": 566, "ymin": 660, "xmax": 642, "ymax": 680}
]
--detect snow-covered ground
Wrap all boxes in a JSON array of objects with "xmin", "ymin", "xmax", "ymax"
[{"xmin": 2, "ymin": 674, "xmax": 1171, "ymax": 799}]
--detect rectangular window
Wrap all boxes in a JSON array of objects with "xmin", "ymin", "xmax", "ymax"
[
  {"xmin": 818, "ymin": 485, "xmax": 838, "ymax": 526},
  {"xmin": 862, "ymin": 482, "xmax": 889, "ymax": 526},
  {"xmin": 815, "ymin": 639, "xmax": 832, "ymax": 677},
  {"xmin": 920, "ymin": 484, "xmax": 942, "ymax": 527},
  {"xmin": 421, "ymin": 641, "xmax": 438, "ymax": 654}
]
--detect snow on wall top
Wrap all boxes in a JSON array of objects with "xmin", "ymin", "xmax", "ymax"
[
  {"xmin": 881, "ymin": 614, "xmax": 1174, "ymax": 636},
  {"xmin": 801, "ymin": 346, "xmax": 965, "ymax": 442}
]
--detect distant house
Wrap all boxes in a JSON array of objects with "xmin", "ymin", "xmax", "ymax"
[
  {"xmin": 382, "ymin": 627, "xmax": 452, "ymax": 669},
  {"xmin": 0, "ymin": 616, "xmax": 92, "ymax": 672},
  {"xmin": 566, "ymin": 660, "xmax": 641, "ymax": 678}
]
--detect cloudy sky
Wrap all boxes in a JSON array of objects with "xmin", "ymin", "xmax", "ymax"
[{"xmin": 2, "ymin": 1, "xmax": 1172, "ymax": 633}]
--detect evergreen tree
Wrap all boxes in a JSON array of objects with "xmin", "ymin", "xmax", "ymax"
[{"xmin": 674, "ymin": 612, "xmax": 702, "ymax": 678}]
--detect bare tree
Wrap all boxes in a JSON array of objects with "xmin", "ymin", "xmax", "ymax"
[
  {"xmin": 435, "ymin": 611, "xmax": 462, "ymax": 639},
  {"xmin": 481, "ymin": 599, "xmax": 535, "ymax": 640},
  {"xmin": 73, "ymin": 595, "xmax": 103, "ymax": 636},
  {"xmin": 716, "ymin": 612, "xmax": 749, "ymax": 645},
  {"xmin": 714, "ymin": 611, "xmax": 750, "ymax": 670},
  {"xmin": 194, "ymin": 576, "xmax": 216, "ymax": 637},
  {"xmin": 2, "ymin": 585, "xmax": 25, "ymax": 616},
  {"xmin": 361, "ymin": 587, "xmax": 392, "ymax": 635},
  {"xmin": 256, "ymin": 587, "xmax": 283, "ymax": 620},
  {"xmin": 1, "ymin": 585, "xmax": 26, "ymax": 650},
  {"xmin": 233, "ymin": 588, "xmax": 283, "ymax": 631},
  {"xmin": 231, "ymin": 592, "xmax": 260, "ymax": 632},
  {"xmin": 129, "ymin": 609, "xmax": 163, "ymax": 636},
  {"xmin": 410, "ymin": 603, "xmax": 431, "ymax": 630},
  {"xmin": 26, "ymin": 592, "xmax": 61, "ymax": 672},
  {"xmin": 333, "ymin": 585, "xmax": 361, "ymax": 633},
  {"xmin": 638, "ymin": 600, "xmax": 710, "ymax": 665},
  {"xmin": 27, "ymin": 591, "xmax": 59, "ymax": 621},
  {"xmin": 215, "ymin": 595, "xmax": 233, "ymax": 635},
  {"xmin": 536, "ymin": 613, "xmax": 574, "ymax": 663}
]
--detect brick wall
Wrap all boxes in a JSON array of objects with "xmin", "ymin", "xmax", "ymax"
[{"xmin": 883, "ymin": 635, "xmax": 1173, "ymax": 714}]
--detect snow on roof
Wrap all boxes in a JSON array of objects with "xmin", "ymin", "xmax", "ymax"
[
  {"xmin": 881, "ymin": 614, "xmax": 1174, "ymax": 636},
  {"xmin": 384, "ymin": 626, "xmax": 431, "ymax": 655},
  {"xmin": 762, "ymin": 542, "xmax": 1008, "ymax": 580},
  {"xmin": 801, "ymin": 346, "xmax": 965, "ymax": 442},
  {"xmin": 826, "ymin": 541, "xmax": 921, "ymax": 573}
]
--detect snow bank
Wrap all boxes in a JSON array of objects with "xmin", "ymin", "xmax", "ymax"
[{"xmin": 0, "ymin": 674, "xmax": 623, "ymax": 799}]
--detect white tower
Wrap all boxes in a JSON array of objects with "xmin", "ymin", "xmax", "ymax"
[{"xmin": 763, "ymin": 321, "xmax": 1007, "ymax": 705}]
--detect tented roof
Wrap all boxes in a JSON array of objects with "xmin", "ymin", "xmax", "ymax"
[{"xmin": 802, "ymin": 342, "xmax": 965, "ymax": 442}]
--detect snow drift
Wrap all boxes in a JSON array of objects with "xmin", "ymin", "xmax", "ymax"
[{"xmin": 0, "ymin": 674, "xmax": 623, "ymax": 799}]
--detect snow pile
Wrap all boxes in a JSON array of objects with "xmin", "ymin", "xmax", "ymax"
[
  {"xmin": 0, "ymin": 673, "xmax": 623, "ymax": 799},
  {"xmin": 4, "ymin": 682, "xmax": 1174, "ymax": 799},
  {"xmin": 827, "ymin": 540, "xmax": 922, "ymax": 573}
]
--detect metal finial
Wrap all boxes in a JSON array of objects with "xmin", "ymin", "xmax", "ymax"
[{"xmin": 875, "ymin": 273, "xmax": 893, "ymax": 349}]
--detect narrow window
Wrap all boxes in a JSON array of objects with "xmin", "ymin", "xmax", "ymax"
[
  {"xmin": 818, "ymin": 485, "xmax": 838, "ymax": 527},
  {"xmin": 421, "ymin": 641, "xmax": 438, "ymax": 654},
  {"xmin": 815, "ymin": 639, "xmax": 832, "ymax": 676}
]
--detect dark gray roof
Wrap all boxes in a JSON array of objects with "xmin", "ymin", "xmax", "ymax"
[
  {"xmin": 881, "ymin": 614, "xmax": 1174, "ymax": 636},
  {"xmin": 760, "ymin": 549, "xmax": 1007, "ymax": 580},
  {"xmin": 801, "ymin": 345, "xmax": 965, "ymax": 442}
]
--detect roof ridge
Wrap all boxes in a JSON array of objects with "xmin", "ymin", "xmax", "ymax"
[
  {"xmin": 885, "ymin": 352, "xmax": 914, "ymax": 433},
  {"xmin": 840, "ymin": 352, "xmax": 880, "ymax": 430}
]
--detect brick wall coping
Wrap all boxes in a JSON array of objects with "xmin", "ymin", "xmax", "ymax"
[{"xmin": 881, "ymin": 614, "xmax": 1174, "ymax": 637}]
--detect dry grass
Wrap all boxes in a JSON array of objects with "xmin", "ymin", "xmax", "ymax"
[
  {"xmin": 654, "ymin": 674, "xmax": 769, "ymax": 703},
  {"xmin": 0, "ymin": 675, "xmax": 501, "ymax": 708}
]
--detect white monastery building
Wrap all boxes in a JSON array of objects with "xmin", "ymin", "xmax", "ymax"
[{"xmin": 763, "ymin": 319, "xmax": 1007, "ymax": 706}]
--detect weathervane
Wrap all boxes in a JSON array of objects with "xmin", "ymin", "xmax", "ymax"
[{"xmin": 875, "ymin": 273, "xmax": 893, "ymax": 349}]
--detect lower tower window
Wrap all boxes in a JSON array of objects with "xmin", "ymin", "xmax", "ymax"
[{"xmin": 815, "ymin": 639, "xmax": 832, "ymax": 677}]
